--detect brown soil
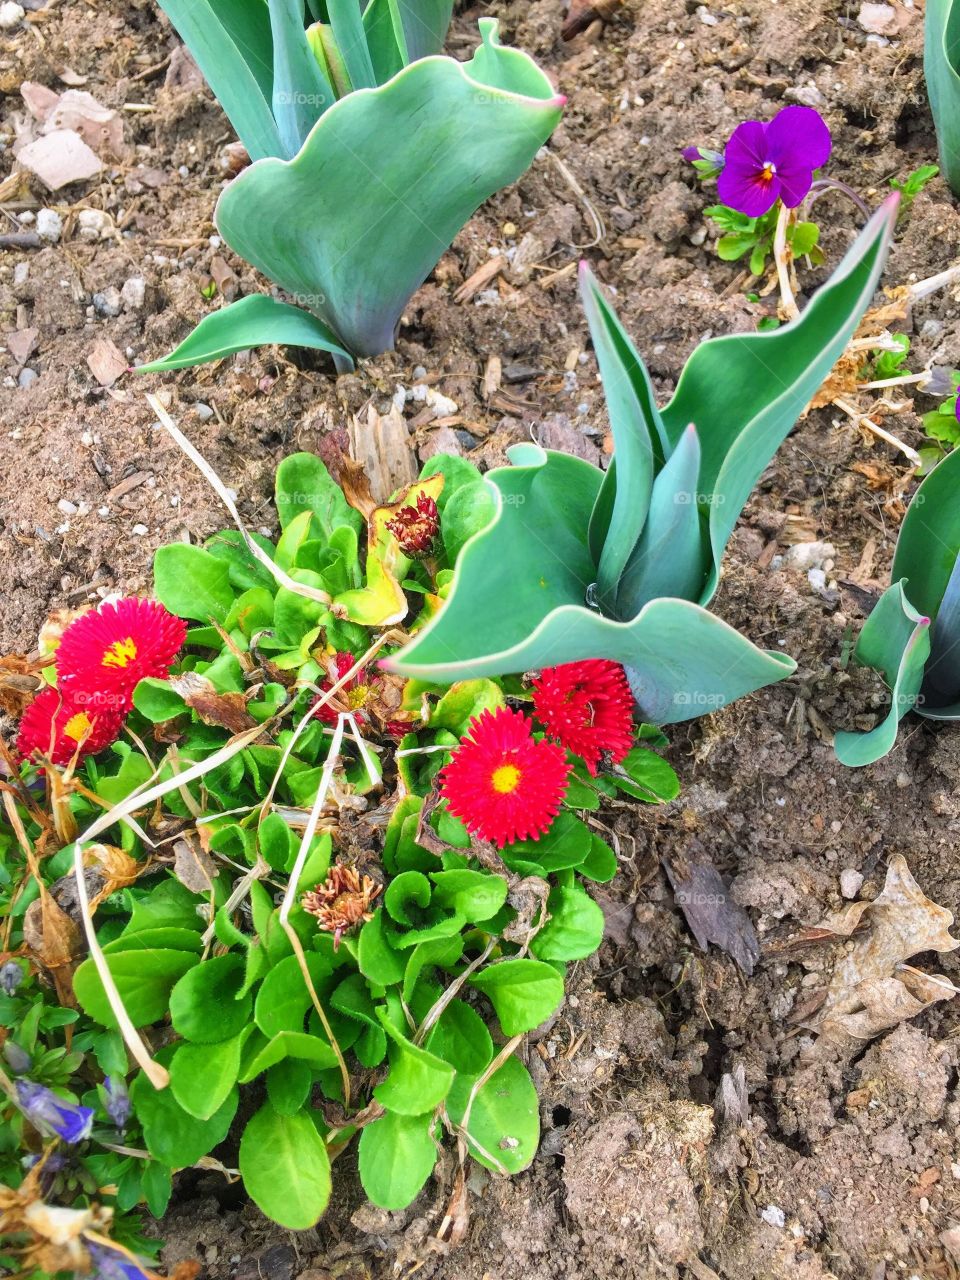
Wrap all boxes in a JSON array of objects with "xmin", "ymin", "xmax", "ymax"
[{"xmin": 3, "ymin": 1, "xmax": 960, "ymax": 1278}]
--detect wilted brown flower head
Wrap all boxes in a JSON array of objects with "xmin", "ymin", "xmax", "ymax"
[
  {"xmin": 385, "ymin": 493, "xmax": 439, "ymax": 558},
  {"xmin": 302, "ymin": 864, "xmax": 382, "ymax": 948}
]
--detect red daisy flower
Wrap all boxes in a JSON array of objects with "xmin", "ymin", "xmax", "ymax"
[
  {"xmin": 56, "ymin": 598, "xmax": 187, "ymax": 713},
  {"xmin": 312, "ymin": 651, "xmax": 371, "ymax": 725},
  {"xmin": 16, "ymin": 686, "xmax": 123, "ymax": 766},
  {"xmin": 439, "ymin": 706, "xmax": 570, "ymax": 849},
  {"xmin": 531, "ymin": 659, "xmax": 635, "ymax": 776}
]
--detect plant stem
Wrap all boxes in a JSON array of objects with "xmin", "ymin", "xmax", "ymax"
[{"xmin": 773, "ymin": 202, "xmax": 800, "ymax": 321}]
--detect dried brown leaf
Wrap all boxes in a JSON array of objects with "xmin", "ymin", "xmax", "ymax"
[
  {"xmin": 85, "ymin": 843, "xmax": 141, "ymax": 906},
  {"xmin": 663, "ymin": 841, "xmax": 760, "ymax": 975},
  {"xmin": 809, "ymin": 855, "xmax": 958, "ymax": 1039},
  {"xmin": 172, "ymin": 836, "xmax": 219, "ymax": 895},
  {"xmin": 170, "ymin": 672, "xmax": 256, "ymax": 733},
  {"xmin": 0, "ymin": 654, "xmax": 41, "ymax": 717}
]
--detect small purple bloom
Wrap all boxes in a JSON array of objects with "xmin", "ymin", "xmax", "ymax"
[
  {"xmin": 86, "ymin": 1242, "xmax": 152, "ymax": 1280},
  {"xmin": 103, "ymin": 1077, "xmax": 131, "ymax": 1132},
  {"xmin": 16, "ymin": 1080, "xmax": 94, "ymax": 1144},
  {"xmin": 717, "ymin": 105, "xmax": 832, "ymax": 218},
  {"xmin": 681, "ymin": 145, "xmax": 701, "ymax": 163},
  {"xmin": 0, "ymin": 960, "xmax": 23, "ymax": 995}
]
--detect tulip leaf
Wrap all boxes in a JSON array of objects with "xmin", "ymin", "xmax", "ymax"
[
  {"xmin": 214, "ymin": 19, "xmax": 563, "ymax": 357},
  {"xmin": 578, "ymin": 263, "xmax": 664, "ymax": 602},
  {"xmin": 157, "ymin": 0, "xmax": 283, "ymax": 162},
  {"xmin": 327, "ymin": 0, "xmax": 377, "ymax": 89},
  {"xmin": 661, "ymin": 198, "xmax": 899, "ymax": 601},
  {"xmin": 389, "ymin": 446, "xmax": 794, "ymax": 722},
  {"xmin": 921, "ymin": 548, "xmax": 960, "ymax": 715},
  {"xmin": 615, "ymin": 422, "xmax": 705, "ymax": 618},
  {"xmin": 137, "ymin": 294, "xmax": 350, "ymax": 374},
  {"xmin": 834, "ymin": 582, "xmax": 931, "ymax": 767},
  {"xmin": 891, "ymin": 443, "xmax": 960, "ymax": 620},
  {"xmin": 270, "ymin": 0, "xmax": 336, "ymax": 156},
  {"xmin": 925, "ymin": 0, "xmax": 960, "ymax": 196}
]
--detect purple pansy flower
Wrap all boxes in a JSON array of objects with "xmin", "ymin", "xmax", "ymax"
[
  {"xmin": 16, "ymin": 1080, "xmax": 94, "ymax": 1144},
  {"xmin": 717, "ymin": 105, "xmax": 832, "ymax": 218}
]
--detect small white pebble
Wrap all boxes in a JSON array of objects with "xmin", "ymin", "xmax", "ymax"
[
  {"xmin": 121, "ymin": 276, "xmax": 146, "ymax": 310},
  {"xmin": 13, "ymin": 262, "xmax": 29, "ymax": 286},
  {"xmin": 807, "ymin": 568, "xmax": 826, "ymax": 591},
  {"xmin": 209, "ymin": 235, "xmax": 222, "ymax": 249},
  {"xmin": 98, "ymin": 506, "xmax": 110, "ymax": 517},
  {"xmin": 57, "ymin": 499, "xmax": 78, "ymax": 516},
  {"xmin": 0, "ymin": 2, "xmax": 25, "ymax": 30},
  {"xmin": 761, "ymin": 1205, "xmax": 785, "ymax": 1229},
  {"xmin": 18, "ymin": 210, "xmax": 35, "ymax": 225},
  {"xmin": 840, "ymin": 869, "xmax": 863, "ymax": 900},
  {"xmin": 36, "ymin": 208, "xmax": 63, "ymax": 243},
  {"xmin": 194, "ymin": 402, "xmax": 214, "ymax": 422},
  {"xmin": 132, "ymin": 523, "xmax": 149, "ymax": 536}
]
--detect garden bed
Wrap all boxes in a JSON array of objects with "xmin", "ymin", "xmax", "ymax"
[{"xmin": 2, "ymin": 1, "xmax": 960, "ymax": 1278}]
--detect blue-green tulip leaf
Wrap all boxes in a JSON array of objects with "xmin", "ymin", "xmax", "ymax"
[
  {"xmin": 327, "ymin": 0, "xmax": 377, "ymax": 89},
  {"xmin": 389, "ymin": 446, "xmax": 794, "ymax": 722},
  {"xmin": 214, "ymin": 19, "xmax": 563, "ymax": 357},
  {"xmin": 834, "ymin": 582, "xmax": 931, "ymax": 767},
  {"xmin": 661, "ymin": 197, "xmax": 899, "ymax": 601},
  {"xmin": 891, "ymin": 443, "xmax": 960, "ymax": 620},
  {"xmin": 157, "ymin": 0, "xmax": 282, "ymax": 161},
  {"xmin": 578, "ymin": 262, "xmax": 665, "ymax": 601},
  {"xmin": 269, "ymin": 0, "xmax": 336, "ymax": 155},
  {"xmin": 137, "ymin": 294, "xmax": 350, "ymax": 373},
  {"xmin": 615, "ymin": 422, "xmax": 705, "ymax": 618},
  {"xmin": 925, "ymin": 0, "xmax": 960, "ymax": 195}
]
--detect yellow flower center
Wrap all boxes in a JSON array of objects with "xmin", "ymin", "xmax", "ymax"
[
  {"xmin": 491, "ymin": 764, "xmax": 521, "ymax": 795},
  {"xmin": 348, "ymin": 684, "xmax": 370, "ymax": 710},
  {"xmin": 64, "ymin": 711, "xmax": 93, "ymax": 743},
  {"xmin": 760, "ymin": 162, "xmax": 776, "ymax": 182},
  {"xmin": 102, "ymin": 637, "xmax": 138, "ymax": 669}
]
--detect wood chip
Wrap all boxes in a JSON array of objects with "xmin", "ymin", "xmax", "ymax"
[
  {"xmin": 482, "ymin": 354, "xmax": 502, "ymax": 402},
  {"xmin": 562, "ymin": 0, "xmax": 624, "ymax": 40},
  {"xmin": 86, "ymin": 338, "xmax": 127, "ymax": 387},
  {"xmin": 107, "ymin": 469, "xmax": 152, "ymax": 501},
  {"xmin": 454, "ymin": 255, "xmax": 505, "ymax": 304},
  {"xmin": 349, "ymin": 404, "xmax": 417, "ymax": 502}
]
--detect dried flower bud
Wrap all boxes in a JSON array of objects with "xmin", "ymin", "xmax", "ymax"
[
  {"xmin": 302, "ymin": 864, "xmax": 383, "ymax": 948},
  {"xmin": 385, "ymin": 494, "xmax": 439, "ymax": 559}
]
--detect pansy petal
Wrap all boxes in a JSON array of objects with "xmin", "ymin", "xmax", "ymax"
[
  {"xmin": 766, "ymin": 105, "xmax": 831, "ymax": 172},
  {"xmin": 776, "ymin": 164, "xmax": 815, "ymax": 209},
  {"xmin": 723, "ymin": 119, "xmax": 769, "ymax": 169},
  {"xmin": 717, "ymin": 164, "xmax": 780, "ymax": 217}
]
